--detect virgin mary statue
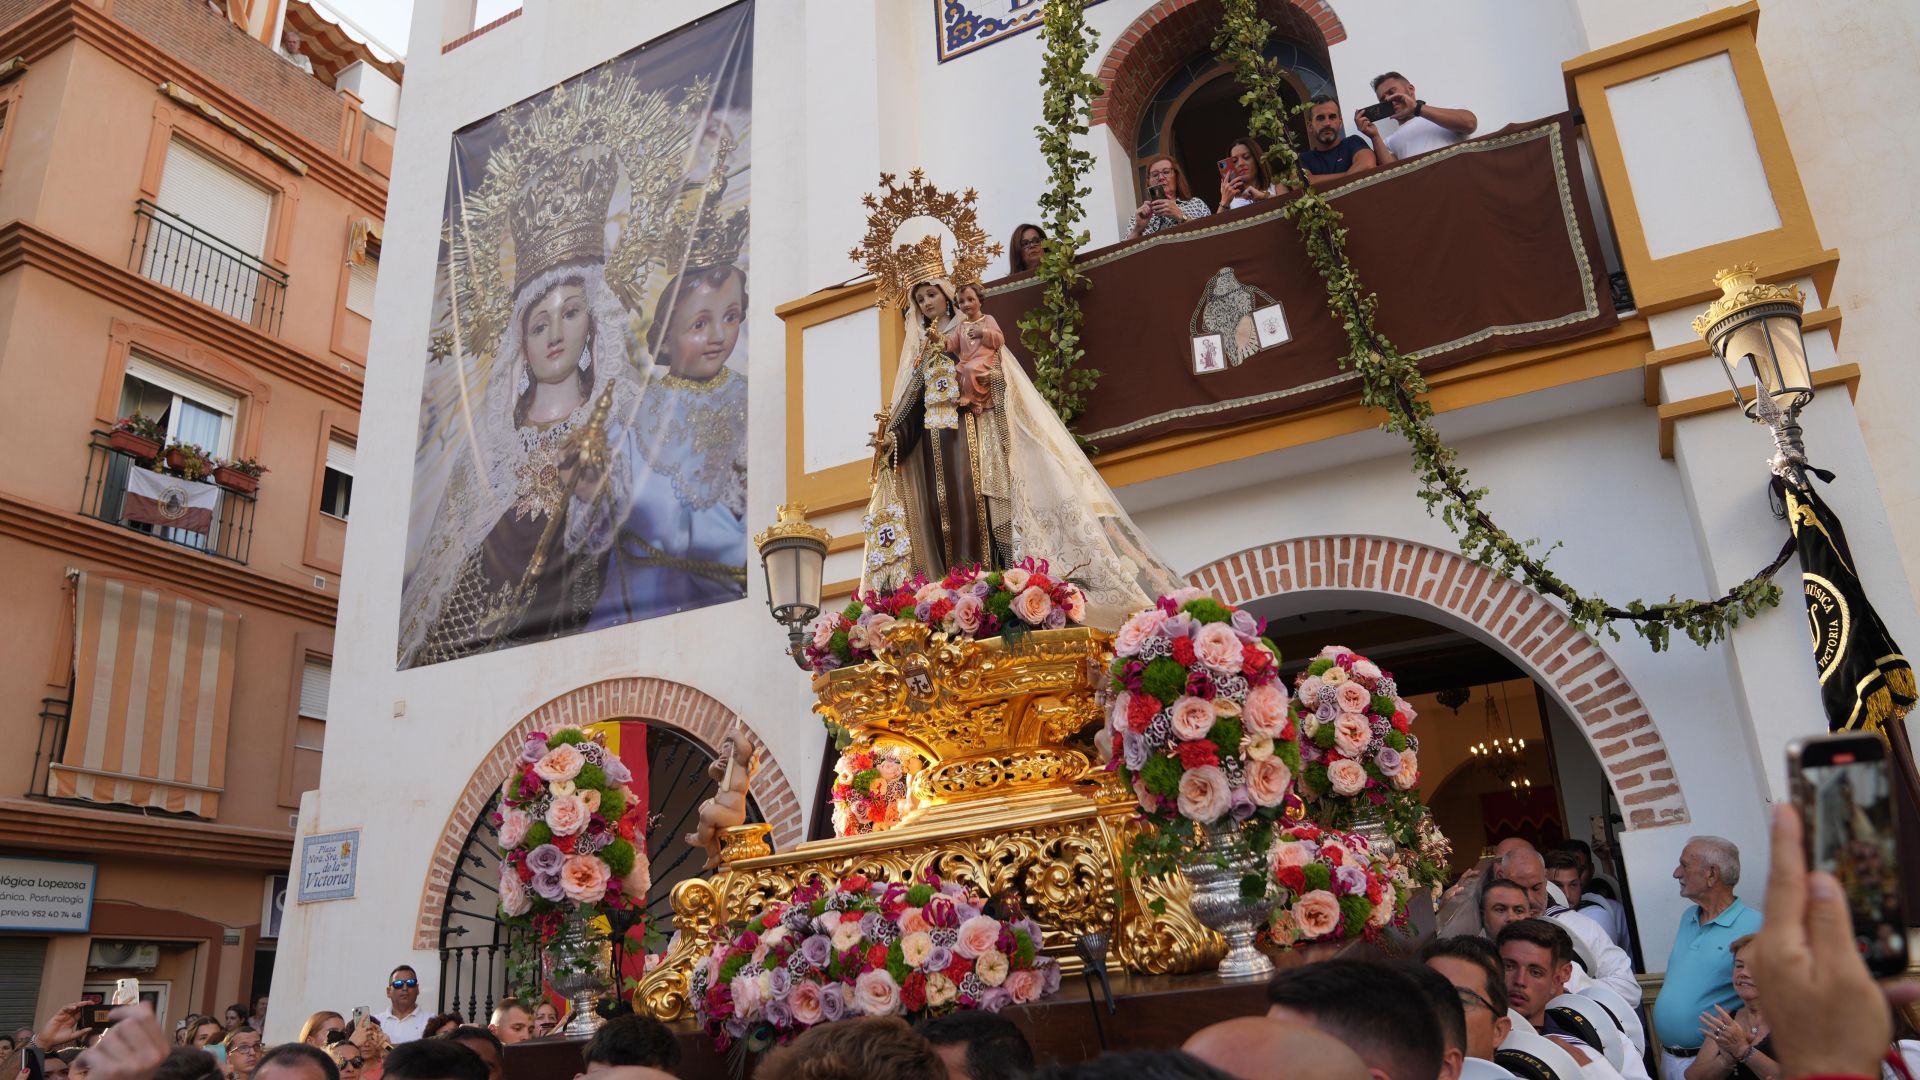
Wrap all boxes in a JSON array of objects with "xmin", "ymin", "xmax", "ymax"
[
  {"xmin": 856, "ymin": 177, "xmax": 1181, "ymax": 628},
  {"xmin": 398, "ymin": 151, "xmax": 644, "ymax": 667}
]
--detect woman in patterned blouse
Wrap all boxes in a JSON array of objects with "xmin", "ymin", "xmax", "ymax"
[{"xmin": 1131, "ymin": 156, "xmax": 1211, "ymax": 237}]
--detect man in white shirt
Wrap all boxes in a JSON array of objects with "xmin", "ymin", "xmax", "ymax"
[
  {"xmin": 1547, "ymin": 849, "xmax": 1631, "ymax": 954},
  {"xmin": 374, "ymin": 965, "xmax": 430, "ymax": 1044},
  {"xmin": 1497, "ymin": 921, "xmax": 1624, "ymax": 1080},
  {"xmin": 1496, "ymin": 849, "xmax": 1641, "ymax": 1006},
  {"xmin": 1354, "ymin": 71, "xmax": 1477, "ymax": 165}
]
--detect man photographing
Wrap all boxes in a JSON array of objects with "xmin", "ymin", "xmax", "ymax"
[{"xmin": 1355, "ymin": 71, "xmax": 1477, "ymax": 165}]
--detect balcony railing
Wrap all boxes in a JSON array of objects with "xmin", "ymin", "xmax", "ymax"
[
  {"xmin": 130, "ymin": 200, "xmax": 288, "ymax": 334},
  {"xmin": 79, "ymin": 433, "xmax": 255, "ymax": 564}
]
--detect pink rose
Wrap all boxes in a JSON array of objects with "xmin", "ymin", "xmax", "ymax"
[
  {"xmin": 1296, "ymin": 676, "xmax": 1323, "ymax": 707},
  {"xmin": 1269, "ymin": 906, "xmax": 1299, "ymax": 945},
  {"xmin": 1000, "ymin": 568, "xmax": 1031, "ymax": 592},
  {"xmin": 621, "ymin": 855, "xmax": 651, "ymax": 899},
  {"xmin": 559, "ymin": 854, "xmax": 610, "ymax": 903},
  {"xmin": 1176, "ymin": 765, "xmax": 1232, "ymax": 823},
  {"xmin": 546, "ymin": 792, "xmax": 591, "ymax": 836},
  {"xmin": 1169, "ymin": 696, "xmax": 1216, "ymax": 741},
  {"xmin": 789, "ymin": 980, "xmax": 824, "ymax": 1025},
  {"xmin": 1114, "ymin": 608, "xmax": 1166, "ymax": 657},
  {"xmin": 1064, "ymin": 589, "xmax": 1087, "ymax": 622},
  {"xmin": 1316, "ymin": 645, "xmax": 1352, "ymax": 661},
  {"xmin": 1243, "ymin": 683, "xmax": 1290, "ymax": 738},
  {"xmin": 1005, "ymin": 969, "xmax": 1043, "ymax": 1004},
  {"xmin": 1292, "ymin": 890, "xmax": 1341, "ymax": 939},
  {"xmin": 1369, "ymin": 889, "xmax": 1397, "ymax": 927},
  {"xmin": 955, "ymin": 914, "xmax": 1002, "ymax": 959},
  {"xmin": 1335, "ymin": 681, "xmax": 1373, "ymax": 714},
  {"xmin": 1011, "ymin": 586, "xmax": 1053, "ymax": 625},
  {"xmin": 1326, "ymin": 758, "xmax": 1368, "ymax": 797},
  {"xmin": 811, "ymin": 613, "xmax": 839, "ymax": 649},
  {"xmin": 580, "ymin": 788, "xmax": 602, "ymax": 813},
  {"xmin": 1396, "ymin": 699, "xmax": 1417, "ymax": 725},
  {"xmin": 1352, "ymin": 659, "xmax": 1382, "ymax": 681},
  {"xmin": 914, "ymin": 582, "xmax": 946, "ymax": 605},
  {"xmin": 1246, "ymin": 756, "xmax": 1293, "ymax": 807},
  {"xmin": 1333, "ymin": 716, "xmax": 1371, "ymax": 758},
  {"xmin": 1394, "ymin": 750, "xmax": 1420, "ymax": 790},
  {"xmin": 497, "ymin": 809, "xmax": 531, "ymax": 850},
  {"xmin": 533, "ymin": 744, "xmax": 585, "ymax": 783},
  {"xmin": 1269, "ymin": 840, "xmax": 1314, "ymax": 871},
  {"xmin": 1193, "ymin": 623, "xmax": 1244, "ymax": 673},
  {"xmin": 900, "ymin": 908, "xmax": 931, "ymax": 935},
  {"xmin": 730, "ymin": 971, "xmax": 765, "ymax": 1019},
  {"xmin": 1107, "ymin": 691, "xmax": 1133, "ymax": 734},
  {"xmin": 864, "ymin": 613, "xmax": 899, "ymax": 652},
  {"xmin": 498, "ymin": 863, "xmax": 530, "ymax": 917},
  {"xmin": 853, "ymin": 969, "xmax": 901, "ymax": 1016},
  {"xmin": 951, "ymin": 594, "xmax": 984, "ymax": 634}
]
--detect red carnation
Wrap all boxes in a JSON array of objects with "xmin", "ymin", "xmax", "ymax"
[
  {"xmin": 900, "ymin": 972, "xmax": 928, "ymax": 1011},
  {"xmin": 1276, "ymin": 866, "xmax": 1307, "ymax": 893},
  {"xmin": 1242, "ymin": 643, "xmax": 1274, "ymax": 675},
  {"xmin": 1392, "ymin": 711, "xmax": 1411, "ymax": 733},
  {"xmin": 1366, "ymin": 879, "xmax": 1385, "ymax": 903},
  {"xmin": 1170, "ymin": 637, "xmax": 1197, "ymax": 666},
  {"xmin": 555, "ymin": 833, "xmax": 577, "ymax": 854},
  {"xmin": 843, "ymin": 873, "xmax": 871, "ymax": 893},
  {"xmin": 1028, "ymin": 574, "xmax": 1053, "ymax": 592},
  {"xmin": 928, "ymin": 597, "xmax": 955, "ymax": 623},
  {"xmin": 1127, "ymin": 694, "xmax": 1158, "ymax": 733},
  {"xmin": 1175, "ymin": 741, "xmax": 1219, "ymax": 769},
  {"xmin": 866, "ymin": 943, "xmax": 890, "ymax": 969},
  {"xmin": 1279, "ymin": 721, "xmax": 1297, "ymax": 742},
  {"xmin": 944, "ymin": 956, "xmax": 974, "ymax": 980},
  {"xmin": 1324, "ymin": 845, "xmax": 1344, "ymax": 866}
]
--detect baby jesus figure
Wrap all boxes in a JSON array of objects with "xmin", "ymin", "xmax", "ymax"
[{"xmin": 946, "ymin": 283, "xmax": 1003, "ymax": 411}]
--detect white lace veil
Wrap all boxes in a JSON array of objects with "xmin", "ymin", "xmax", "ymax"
[{"xmin": 398, "ymin": 262, "xmax": 643, "ymax": 665}]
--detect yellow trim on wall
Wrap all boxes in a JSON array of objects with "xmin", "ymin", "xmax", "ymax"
[
  {"xmin": 777, "ymin": 281, "xmax": 902, "ymax": 516},
  {"xmin": 1642, "ymin": 305, "xmax": 1840, "ymax": 405},
  {"xmin": 1564, "ymin": 3, "xmax": 1832, "ymax": 317},
  {"xmin": 1656, "ymin": 363, "xmax": 1859, "ymax": 458}
]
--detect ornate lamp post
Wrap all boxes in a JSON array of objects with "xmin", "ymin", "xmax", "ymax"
[
  {"xmin": 754, "ymin": 503, "xmax": 830, "ymax": 670},
  {"xmin": 1692, "ymin": 264, "xmax": 1811, "ymax": 483}
]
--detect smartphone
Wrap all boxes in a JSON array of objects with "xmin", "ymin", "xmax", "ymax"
[
  {"xmin": 112, "ymin": 978, "xmax": 140, "ymax": 1006},
  {"xmin": 1217, "ymin": 158, "xmax": 1233, "ymax": 176},
  {"xmin": 1360, "ymin": 101, "xmax": 1396, "ymax": 123},
  {"xmin": 1788, "ymin": 731, "xmax": 1908, "ymax": 977},
  {"xmin": 350, "ymin": 1004, "xmax": 372, "ymax": 1030},
  {"xmin": 1145, "ymin": 183, "xmax": 1166, "ymax": 202}
]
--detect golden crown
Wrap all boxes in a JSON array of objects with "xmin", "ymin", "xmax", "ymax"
[
  {"xmin": 849, "ymin": 169, "xmax": 1001, "ymax": 311},
  {"xmin": 665, "ymin": 139, "xmax": 749, "ymax": 272},
  {"xmin": 509, "ymin": 150, "xmax": 617, "ymax": 292}
]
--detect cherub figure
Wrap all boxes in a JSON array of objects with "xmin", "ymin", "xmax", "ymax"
[{"xmin": 686, "ymin": 734, "xmax": 761, "ymax": 869}]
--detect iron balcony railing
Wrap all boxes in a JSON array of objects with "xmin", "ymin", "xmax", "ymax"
[
  {"xmin": 130, "ymin": 200, "xmax": 288, "ymax": 334},
  {"xmin": 80, "ymin": 433, "xmax": 256, "ymax": 564}
]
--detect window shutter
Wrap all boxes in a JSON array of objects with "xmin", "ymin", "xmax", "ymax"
[
  {"xmin": 325, "ymin": 438, "xmax": 356, "ymax": 476},
  {"xmin": 299, "ymin": 657, "xmax": 331, "ymax": 721},
  {"xmin": 346, "ymin": 257, "xmax": 378, "ymax": 318},
  {"xmin": 0, "ymin": 938, "xmax": 48, "ymax": 1032},
  {"xmin": 156, "ymin": 140, "xmax": 273, "ymax": 259},
  {"xmin": 125, "ymin": 354, "xmax": 239, "ymax": 417}
]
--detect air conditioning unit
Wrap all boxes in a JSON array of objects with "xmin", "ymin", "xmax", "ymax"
[{"xmin": 87, "ymin": 942, "xmax": 159, "ymax": 971}]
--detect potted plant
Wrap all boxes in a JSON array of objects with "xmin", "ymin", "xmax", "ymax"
[
  {"xmin": 108, "ymin": 415, "xmax": 165, "ymax": 461},
  {"xmin": 161, "ymin": 441, "xmax": 214, "ymax": 483},
  {"xmin": 212, "ymin": 457, "xmax": 267, "ymax": 495}
]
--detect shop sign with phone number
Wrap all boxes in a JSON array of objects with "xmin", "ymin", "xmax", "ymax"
[{"xmin": 0, "ymin": 855, "xmax": 96, "ymax": 932}]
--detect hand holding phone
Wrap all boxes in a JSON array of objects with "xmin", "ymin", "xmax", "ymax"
[
  {"xmin": 1360, "ymin": 101, "xmax": 1396, "ymax": 124},
  {"xmin": 1787, "ymin": 731, "xmax": 1907, "ymax": 977},
  {"xmin": 111, "ymin": 979, "xmax": 140, "ymax": 1006},
  {"xmin": 1145, "ymin": 183, "xmax": 1166, "ymax": 203}
]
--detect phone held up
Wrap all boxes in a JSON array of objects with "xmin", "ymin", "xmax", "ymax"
[
  {"xmin": 1359, "ymin": 100, "xmax": 1396, "ymax": 124},
  {"xmin": 1145, "ymin": 183, "xmax": 1167, "ymax": 203},
  {"xmin": 88, "ymin": 978, "xmax": 140, "ymax": 1029},
  {"xmin": 1787, "ymin": 731, "xmax": 1909, "ymax": 977}
]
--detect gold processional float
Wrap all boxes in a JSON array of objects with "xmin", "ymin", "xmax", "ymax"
[{"xmin": 634, "ymin": 174, "xmax": 1229, "ymax": 1022}]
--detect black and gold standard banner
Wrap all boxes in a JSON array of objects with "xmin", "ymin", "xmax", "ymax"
[{"xmin": 1785, "ymin": 483, "xmax": 1916, "ymax": 733}]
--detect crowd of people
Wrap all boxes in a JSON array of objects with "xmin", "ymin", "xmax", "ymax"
[{"xmin": 5, "ymin": 807, "xmax": 1911, "ymax": 1080}]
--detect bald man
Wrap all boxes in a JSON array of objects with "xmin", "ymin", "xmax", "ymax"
[{"xmin": 1185, "ymin": 1017, "xmax": 1373, "ymax": 1080}]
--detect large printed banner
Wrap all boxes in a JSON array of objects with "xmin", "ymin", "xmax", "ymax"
[{"xmin": 399, "ymin": 3, "xmax": 754, "ymax": 669}]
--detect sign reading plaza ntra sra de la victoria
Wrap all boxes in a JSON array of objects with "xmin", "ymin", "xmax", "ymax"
[
  {"xmin": 0, "ymin": 856, "xmax": 97, "ymax": 932},
  {"xmin": 297, "ymin": 830, "xmax": 359, "ymax": 903}
]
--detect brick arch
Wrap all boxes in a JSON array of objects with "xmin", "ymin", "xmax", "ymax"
[
  {"xmin": 1093, "ymin": 0, "xmax": 1346, "ymax": 137},
  {"xmin": 411, "ymin": 677, "xmax": 806, "ymax": 949},
  {"xmin": 1187, "ymin": 536, "xmax": 1690, "ymax": 830}
]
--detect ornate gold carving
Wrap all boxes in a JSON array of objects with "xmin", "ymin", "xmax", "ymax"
[
  {"xmin": 919, "ymin": 747, "xmax": 1089, "ymax": 799},
  {"xmin": 717, "ymin": 822, "xmax": 774, "ymax": 864},
  {"xmin": 1693, "ymin": 263, "xmax": 1808, "ymax": 338},
  {"xmin": 849, "ymin": 169, "xmax": 1002, "ymax": 311}
]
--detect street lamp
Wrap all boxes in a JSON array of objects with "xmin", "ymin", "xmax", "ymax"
[
  {"xmin": 1692, "ymin": 264, "xmax": 1811, "ymax": 482},
  {"xmin": 754, "ymin": 503, "xmax": 830, "ymax": 669}
]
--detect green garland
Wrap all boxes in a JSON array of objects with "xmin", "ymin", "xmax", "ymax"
[
  {"xmin": 1190, "ymin": 0, "xmax": 1790, "ymax": 651},
  {"xmin": 1018, "ymin": 0, "xmax": 1106, "ymax": 423}
]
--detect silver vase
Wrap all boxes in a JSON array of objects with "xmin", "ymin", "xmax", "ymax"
[
  {"xmin": 1353, "ymin": 810, "xmax": 1398, "ymax": 861},
  {"xmin": 545, "ymin": 918, "xmax": 610, "ymax": 1036},
  {"xmin": 1179, "ymin": 821, "xmax": 1275, "ymax": 979}
]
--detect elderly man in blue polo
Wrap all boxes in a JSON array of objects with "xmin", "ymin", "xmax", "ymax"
[{"xmin": 1653, "ymin": 837, "xmax": 1763, "ymax": 1080}]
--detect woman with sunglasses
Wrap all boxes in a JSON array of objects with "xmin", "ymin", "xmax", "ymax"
[{"xmin": 327, "ymin": 1040, "xmax": 366, "ymax": 1080}]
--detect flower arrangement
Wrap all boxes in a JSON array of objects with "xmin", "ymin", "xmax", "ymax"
[
  {"xmin": 804, "ymin": 559, "xmax": 1089, "ymax": 674},
  {"xmin": 830, "ymin": 744, "xmax": 926, "ymax": 836},
  {"xmin": 1290, "ymin": 645, "xmax": 1436, "ymax": 879},
  {"xmin": 112, "ymin": 414, "xmax": 167, "ymax": 441},
  {"xmin": 692, "ymin": 873, "xmax": 1060, "ymax": 1051},
  {"xmin": 1108, "ymin": 589, "xmax": 1300, "ymax": 879},
  {"xmin": 493, "ymin": 727, "xmax": 651, "ymax": 937},
  {"xmin": 1262, "ymin": 823, "xmax": 1411, "ymax": 948},
  {"xmin": 159, "ymin": 440, "xmax": 215, "ymax": 483}
]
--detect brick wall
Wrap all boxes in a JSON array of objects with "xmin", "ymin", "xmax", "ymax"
[
  {"xmin": 112, "ymin": 0, "xmax": 344, "ymax": 150},
  {"xmin": 1187, "ymin": 535, "xmax": 1691, "ymax": 830}
]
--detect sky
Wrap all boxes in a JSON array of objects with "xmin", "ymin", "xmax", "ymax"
[{"xmin": 316, "ymin": 0, "xmax": 523, "ymax": 60}]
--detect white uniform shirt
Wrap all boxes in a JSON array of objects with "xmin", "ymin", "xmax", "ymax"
[
  {"xmin": 1384, "ymin": 115, "xmax": 1466, "ymax": 159},
  {"xmin": 1549, "ymin": 907, "xmax": 1641, "ymax": 1005}
]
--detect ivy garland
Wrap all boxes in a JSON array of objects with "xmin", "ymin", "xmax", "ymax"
[
  {"xmin": 1206, "ymin": 0, "xmax": 1788, "ymax": 651},
  {"xmin": 1018, "ymin": 0, "xmax": 1106, "ymax": 423}
]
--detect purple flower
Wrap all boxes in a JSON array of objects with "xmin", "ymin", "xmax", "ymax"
[
  {"xmin": 1334, "ymin": 863, "xmax": 1367, "ymax": 895},
  {"xmin": 1374, "ymin": 747, "xmax": 1403, "ymax": 774},
  {"xmin": 819, "ymin": 984, "xmax": 846, "ymax": 1021},
  {"xmin": 1229, "ymin": 786, "xmax": 1256, "ymax": 821},
  {"xmin": 531, "ymin": 872, "xmax": 565, "ymax": 901},
  {"xmin": 970, "ymin": 580, "xmax": 991, "ymax": 598},
  {"xmin": 915, "ymin": 602, "xmax": 933, "ymax": 621},
  {"xmin": 1316, "ymin": 698, "xmax": 1340, "ymax": 723},
  {"xmin": 800, "ymin": 934, "xmax": 831, "ymax": 967},
  {"xmin": 1162, "ymin": 613, "xmax": 1196, "ymax": 639},
  {"xmin": 1043, "ymin": 607, "xmax": 1068, "ymax": 630},
  {"xmin": 924, "ymin": 945, "xmax": 953, "ymax": 972},
  {"xmin": 764, "ymin": 997, "xmax": 792, "ymax": 1029},
  {"xmin": 767, "ymin": 967, "xmax": 793, "ymax": 998},
  {"xmin": 602, "ymin": 755, "xmax": 633, "ymax": 784},
  {"xmin": 526, "ymin": 843, "xmax": 566, "ymax": 876},
  {"xmin": 979, "ymin": 987, "xmax": 1013, "ymax": 1012},
  {"xmin": 1041, "ymin": 960, "xmax": 1062, "ymax": 995},
  {"xmin": 956, "ymin": 902, "xmax": 981, "ymax": 923},
  {"xmin": 1122, "ymin": 732, "xmax": 1149, "ymax": 770},
  {"xmin": 1230, "ymin": 609, "xmax": 1259, "ymax": 637}
]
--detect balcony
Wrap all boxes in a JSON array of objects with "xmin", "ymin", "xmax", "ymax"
[
  {"xmin": 131, "ymin": 200, "xmax": 289, "ymax": 335},
  {"xmin": 79, "ymin": 433, "xmax": 256, "ymax": 564}
]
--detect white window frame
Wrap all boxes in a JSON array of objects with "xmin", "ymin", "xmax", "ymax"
[{"xmin": 123, "ymin": 354, "xmax": 238, "ymax": 457}]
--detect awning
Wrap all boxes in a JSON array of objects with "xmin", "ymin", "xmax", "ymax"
[
  {"xmin": 49, "ymin": 573, "xmax": 239, "ymax": 817},
  {"xmin": 284, "ymin": 0, "xmax": 404, "ymax": 87}
]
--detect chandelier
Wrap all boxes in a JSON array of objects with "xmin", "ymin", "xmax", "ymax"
[{"xmin": 1466, "ymin": 683, "xmax": 1531, "ymax": 790}]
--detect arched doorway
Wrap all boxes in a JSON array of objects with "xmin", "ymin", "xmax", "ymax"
[{"xmin": 1129, "ymin": 44, "xmax": 1332, "ymax": 207}]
